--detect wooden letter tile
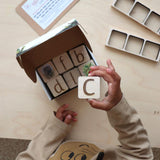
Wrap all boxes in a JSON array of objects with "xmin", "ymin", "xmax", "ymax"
[
  {"xmin": 52, "ymin": 52, "xmax": 74, "ymax": 74},
  {"xmin": 78, "ymin": 60, "xmax": 95, "ymax": 76},
  {"xmin": 63, "ymin": 68, "xmax": 81, "ymax": 89},
  {"xmin": 78, "ymin": 76, "xmax": 100, "ymax": 99},
  {"xmin": 69, "ymin": 45, "xmax": 90, "ymax": 66},
  {"xmin": 37, "ymin": 61, "xmax": 58, "ymax": 83},
  {"xmin": 47, "ymin": 75, "xmax": 68, "ymax": 97}
]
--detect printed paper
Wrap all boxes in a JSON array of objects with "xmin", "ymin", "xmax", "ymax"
[{"xmin": 22, "ymin": 0, "xmax": 74, "ymax": 29}]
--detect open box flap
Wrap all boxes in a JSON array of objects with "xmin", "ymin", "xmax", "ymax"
[{"xmin": 16, "ymin": 20, "xmax": 92, "ymax": 82}]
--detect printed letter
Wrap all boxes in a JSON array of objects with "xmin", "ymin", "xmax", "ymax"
[
  {"xmin": 83, "ymin": 79, "xmax": 95, "ymax": 96},
  {"xmin": 74, "ymin": 50, "xmax": 84, "ymax": 63},
  {"xmin": 54, "ymin": 79, "xmax": 65, "ymax": 93}
]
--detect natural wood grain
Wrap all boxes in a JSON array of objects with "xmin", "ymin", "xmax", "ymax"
[{"xmin": 0, "ymin": 0, "xmax": 160, "ymax": 148}]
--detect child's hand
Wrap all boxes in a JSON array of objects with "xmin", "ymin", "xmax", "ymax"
[
  {"xmin": 88, "ymin": 59, "xmax": 122, "ymax": 111},
  {"xmin": 55, "ymin": 104, "xmax": 78, "ymax": 124}
]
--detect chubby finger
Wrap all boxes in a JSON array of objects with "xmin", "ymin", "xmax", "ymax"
[
  {"xmin": 56, "ymin": 104, "xmax": 69, "ymax": 121},
  {"xmin": 89, "ymin": 64, "xmax": 119, "ymax": 82},
  {"xmin": 89, "ymin": 65, "xmax": 118, "ymax": 83},
  {"xmin": 63, "ymin": 110, "xmax": 78, "ymax": 118},
  {"xmin": 64, "ymin": 114, "xmax": 72, "ymax": 124},
  {"xmin": 72, "ymin": 118, "xmax": 78, "ymax": 122},
  {"xmin": 90, "ymin": 65, "xmax": 107, "ymax": 72},
  {"xmin": 88, "ymin": 99, "xmax": 107, "ymax": 110},
  {"xmin": 106, "ymin": 68, "xmax": 121, "ymax": 83},
  {"xmin": 106, "ymin": 59, "xmax": 115, "ymax": 71},
  {"xmin": 57, "ymin": 104, "xmax": 69, "ymax": 114},
  {"xmin": 88, "ymin": 70, "xmax": 113, "ymax": 83},
  {"xmin": 90, "ymin": 60, "xmax": 115, "ymax": 73}
]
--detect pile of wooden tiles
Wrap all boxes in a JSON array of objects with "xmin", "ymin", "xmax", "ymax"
[{"xmin": 37, "ymin": 44, "xmax": 95, "ymax": 98}]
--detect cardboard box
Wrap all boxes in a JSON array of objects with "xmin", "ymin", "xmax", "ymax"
[{"xmin": 16, "ymin": 19, "xmax": 98, "ymax": 100}]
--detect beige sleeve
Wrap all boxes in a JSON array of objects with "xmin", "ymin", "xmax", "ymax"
[
  {"xmin": 16, "ymin": 113, "xmax": 71, "ymax": 160},
  {"xmin": 107, "ymin": 97, "xmax": 153, "ymax": 160}
]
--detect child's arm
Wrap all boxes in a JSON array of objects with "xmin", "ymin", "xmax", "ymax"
[
  {"xmin": 16, "ymin": 104, "xmax": 77, "ymax": 160},
  {"xmin": 107, "ymin": 97, "xmax": 153, "ymax": 159},
  {"xmin": 88, "ymin": 59, "xmax": 153, "ymax": 159}
]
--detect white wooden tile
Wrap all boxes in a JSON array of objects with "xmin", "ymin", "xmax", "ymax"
[
  {"xmin": 37, "ymin": 61, "xmax": 58, "ymax": 83},
  {"xmin": 47, "ymin": 75, "xmax": 68, "ymax": 97},
  {"xmin": 78, "ymin": 60, "xmax": 95, "ymax": 76},
  {"xmin": 69, "ymin": 45, "xmax": 90, "ymax": 66},
  {"xmin": 78, "ymin": 76, "xmax": 100, "ymax": 99},
  {"xmin": 63, "ymin": 68, "xmax": 81, "ymax": 89},
  {"xmin": 52, "ymin": 52, "xmax": 74, "ymax": 74}
]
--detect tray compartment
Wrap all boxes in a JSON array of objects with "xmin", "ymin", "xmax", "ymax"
[
  {"xmin": 129, "ymin": 2, "xmax": 150, "ymax": 23},
  {"xmin": 142, "ymin": 41, "xmax": 160, "ymax": 61},
  {"xmin": 144, "ymin": 11, "xmax": 160, "ymax": 33},
  {"xmin": 107, "ymin": 30, "xmax": 127, "ymax": 49},
  {"xmin": 114, "ymin": 0, "xmax": 135, "ymax": 14},
  {"xmin": 125, "ymin": 35, "xmax": 144, "ymax": 55}
]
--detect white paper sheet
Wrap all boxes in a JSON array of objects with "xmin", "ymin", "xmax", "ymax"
[{"xmin": 22, "ymin": 0, "xmax": 74, "ymax": 29}]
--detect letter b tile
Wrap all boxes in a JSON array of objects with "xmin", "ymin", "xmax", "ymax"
[
  {"xmin": 69, "ymin": 45, "xmax": 90, "ymax": 66},
  {"xmin": 78, "ymin": 76, "xmax": 100, "ymax": 99},
  {"xmin": 47, "ymin": 75, "xmax": 68, "ymax": 97}
]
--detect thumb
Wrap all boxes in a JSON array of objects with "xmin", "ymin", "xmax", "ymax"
[{"xmin": 88, "ymin": 99, "xmax": 106, "ymax": 110}]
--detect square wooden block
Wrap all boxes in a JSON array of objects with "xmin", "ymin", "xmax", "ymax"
[
  {"xmin": 78, "ymin": 76, "xmax": 100, "ymax": 99},
  {"xmin": 37, "ymin": 61, "xmax": 58, "ymax": 83},
  {"xmin": 47, "ymin": 75, "xmax": 68, "ymax": 97},
  {"xmin": 78, "ymin": 60, "xmax": 95, "ymax": 76},
  {"xmin": 52, "ymin": 52, "xmax": 74, "ymax": 74},
  {"xmin": 69, "ymin": 45, "xmax": 90, "ymax": 66},
  {"xmin": 63, "ymin": 68, "xmax": 81, "ymax": 89}
]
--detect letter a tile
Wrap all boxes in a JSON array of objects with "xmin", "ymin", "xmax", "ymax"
[
  {"xmin": 69, "ymin": 45, "xmax": 90, "ymax": 66},
  {"xmin": 47, "ymin": 75, "xmax": 68, "ymax": 97},
  {"xmin": 78, "ymin": 76, "xmax": 100, "ymax": 99}
]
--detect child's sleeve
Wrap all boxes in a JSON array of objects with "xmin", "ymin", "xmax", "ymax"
[
  {"xmin": 107, "ymin": 97, "xmax": 153, "ymax": 159},
  {"xmin": 16, "ymin": 112, "xmax": 71, "ymax": 160}
]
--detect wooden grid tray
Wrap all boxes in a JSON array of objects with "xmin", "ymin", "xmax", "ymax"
[
  {"xmin": 106, "ymin": 29, "xmax": 160, "ymax": 62},
  {"xmin": 112, "ymin": 0, "xmax": 160, "ymax": 36}
]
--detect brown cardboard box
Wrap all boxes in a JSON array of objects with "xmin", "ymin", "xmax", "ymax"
[{"xmin": 16, "ymin": 19, "xmax": 98, "ymax": 100}]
